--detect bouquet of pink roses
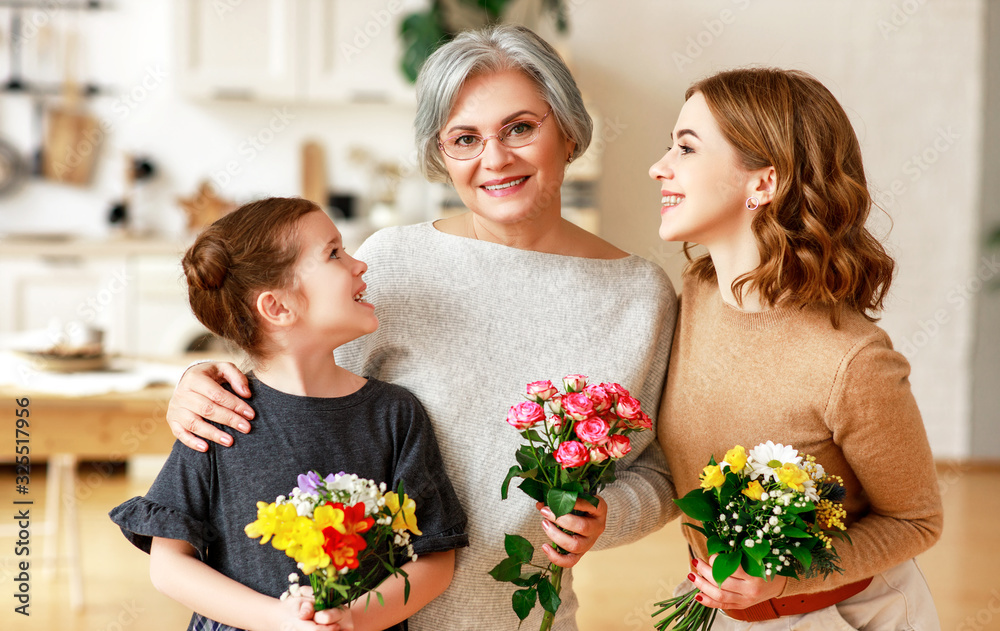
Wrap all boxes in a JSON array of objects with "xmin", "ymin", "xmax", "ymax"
[{"xmin": 490, "ymin": 375, "xmax": 651, "ymax": 631}]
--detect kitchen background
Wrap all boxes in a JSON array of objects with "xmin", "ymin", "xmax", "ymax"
[{"xmin": 0, "ymin": 0, "xmax": 998, "ymax": 627}]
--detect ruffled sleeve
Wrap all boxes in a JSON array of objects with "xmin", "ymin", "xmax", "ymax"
[{"xmin": 109, "ymin": 496, "xmax": 212, "ymax": 559}]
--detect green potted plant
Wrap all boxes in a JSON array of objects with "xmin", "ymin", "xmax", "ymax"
[{"xmin": 399, "ymin": 0, "xmax": 568, "ymax": 82}]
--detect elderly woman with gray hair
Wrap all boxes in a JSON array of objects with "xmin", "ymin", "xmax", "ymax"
[{"xmin": 165, "ymin": 25, "xmax": 677, "ymax": 630}]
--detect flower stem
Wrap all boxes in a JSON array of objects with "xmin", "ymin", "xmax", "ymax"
[{"xmin": 538, "ymin": 563, "xmax": 563, "ymax": 631}]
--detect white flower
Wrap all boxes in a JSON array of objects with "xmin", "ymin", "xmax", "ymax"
[
  {"xmin": 288, "ymin": 573, "xmax": 299, "ymax": 583},
  {"xmin": 768, "ymin": 516, "xmax": 778, "ymax": 526},
  {"xmin": 745, "ymin": 540, "xmax": 755, "ymax": 548},
  {"xmin": 735, "ymin": 525, "xmax": 743, "ymax": 533},
  {"xmin": 747, "ymin": 441, "xmax": 802, "ymax": 482}
]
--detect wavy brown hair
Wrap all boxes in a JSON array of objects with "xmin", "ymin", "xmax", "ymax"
[
  {"xmin": 182, "ymin": 197, "xmax": 319, "ymax": 360},
  {"xmin": 684, "ymin": 68, "xmax": 894, "ymax": 326}
]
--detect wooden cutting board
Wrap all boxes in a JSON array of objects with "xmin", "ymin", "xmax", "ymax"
[
  {"xmin": 42, "ymin": 28, "xmax": 100, "ymax": 186},
  {"xmin": 301, "ymin": 140, "xmax": 327, "ymax": 207}
]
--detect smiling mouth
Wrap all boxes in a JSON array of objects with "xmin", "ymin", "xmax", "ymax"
[
  {"xmin": 483, "ymin": 176, "xmax": 527, "ymax": 191},
  {"xmin": 353, "ymin": 290, "xmax": 366, "ymax": 303},
  {"xmin": 661, "ymin": 194, "xmax": 684, "ymax": 207}
]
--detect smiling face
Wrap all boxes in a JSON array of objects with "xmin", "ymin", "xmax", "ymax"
[
  {"xmin": 288, "ymin": 211, "xmax": 377, "ymax": 347},
  {"xmin": 648, "ymin": 91, "xmax": 759, "ymax": 248},
  {"xmin": 440, "ymin": 69, "xmax": 575, "ymax": 227}
]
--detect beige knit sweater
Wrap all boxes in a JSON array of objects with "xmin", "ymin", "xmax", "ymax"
[{"xmin": 658, "ymin": 273, "xmax": 943, "ymax": 597}]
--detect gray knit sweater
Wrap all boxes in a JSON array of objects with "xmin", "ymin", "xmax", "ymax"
[{"xmin": 336, "ymin": 222, "xmax": 678, "ymax": 630}]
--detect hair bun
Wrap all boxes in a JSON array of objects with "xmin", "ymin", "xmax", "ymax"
[{"xmin": 183, "ymin": 236, "xmax": 231, "ymax": 291}]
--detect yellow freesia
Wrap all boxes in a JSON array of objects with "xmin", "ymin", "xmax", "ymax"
[
  {"xmin": 699, "ymin": 464, "xmax": 726, "ymax": 489},
  {"xmin": 742, "ymin": 480, "xmax": 764, "ymax": 500},
  {"xmin": 723, "ymin": 445, "xmax": 747, "ymax": 472},
  {"xmin": 384, "ymin": 491, "xmax": 422, "ymax": 535},
  {"xmin": 777, "ymin": 463, "xmax": 810, "ymax": 491},
  {"xmin": 313, "ymin": 504, "xmax": 346, "ymax": 534},
  {"xmin": 274, "ymin": 514, "xmax": 318, "ymax": 554},
  {"xmin": 244, "ymin": 501, "xmax": 296, "ymax": 544}
]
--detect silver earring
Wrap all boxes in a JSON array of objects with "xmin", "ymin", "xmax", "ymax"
[{"xmin": 745, "ymin": 197, "xmax": 760, "ymax": 210}]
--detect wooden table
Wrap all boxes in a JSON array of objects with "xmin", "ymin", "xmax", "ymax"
[{"xmin": 0, "ymin": 384, "xmax": 178, "ymax": 610}]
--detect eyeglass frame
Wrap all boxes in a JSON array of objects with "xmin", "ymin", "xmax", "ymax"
[{"xmin": 437, "ymin": 108, "xmax": 553, "ymax": 160}]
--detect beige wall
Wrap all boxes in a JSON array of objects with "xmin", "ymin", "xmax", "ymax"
[{"xmin": 556, "ymin": 0, "xmax": 987, "ymax": 459}]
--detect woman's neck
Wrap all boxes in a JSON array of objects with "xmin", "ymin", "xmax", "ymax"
[
  {"xmin": 253, "ymin": 347, "xmax": 365, "ymax": 398},
  {"xmin": 707, "ymin": 237, "xmax": 765, "ymax": 312}
]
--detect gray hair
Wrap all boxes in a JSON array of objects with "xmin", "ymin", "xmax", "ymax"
[{"xmin": 414, "ymin": 24, "xmax": 593, "ymax": 183}]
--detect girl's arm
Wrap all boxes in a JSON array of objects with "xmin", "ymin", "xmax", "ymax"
[
  {"xmin": 150, "ymin": 537, "xmax": 336, "ymax": 631},
  {"xmin": 315, "ymin": 550, "xmax": 455, "ymax": 631}
]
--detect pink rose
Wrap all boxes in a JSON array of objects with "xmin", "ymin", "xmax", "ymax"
[
  {"xmin": 507, "ymin": 401, "xmax": 544, "ymax": 431},
  {"xmin": 606, "ymin": 434, "xmax": 632, "ymax": 459},
  {"xmin": 546, "ymin": 414, "xmax": 565, "ymax": 433},
  {"xmin": 554, "ymin": 440, "xmax": 589, "ymax": 469},
  {"xmin": 562, "ymin": 374, "xmax": 588, "ymax": 393},
  {"xmin": 583, "ymin": 384, "xmax": 612, "ymax": 414},
  {"xmin": 633, "ymin": 411, "xmax": 653, "ymax": 430},
  {"xmin": 561, "ymin": 392, "xmax": 594, "ymax": 421},
  {"xmin": 546, "ymin": 394, "xmax": 564, "ymax": 415},
  {"xmin": 526, "ymin": 380, "xmax": 558, "ymax": 403},
  {"xmin": 615, "ymin": 395, "xmax": 643, "ymax": 423},
  {"xmin": 574, "ymin": 417, "xmax": 611, "ymax": 445},
  {"xmin": 603, "ymin": 382, "xmax": 630, "ymax": 405},
  {"xmin": 589, "ymin": 445, "xmax": 609, "ymax": 464}
]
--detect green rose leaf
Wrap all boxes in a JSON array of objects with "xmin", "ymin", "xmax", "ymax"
[
  {"xmin": 504, "ymin": 534, "xmax": 535, "ymax": 565},
  {"xmin": 537, "ymin": 576, "xmax": 562, "ymax": 614},
  {"xmin": 741, "ymin": 550, "xmax": 765, "ymax": 578},
  {"xmin": 546, "ymin": 487, "xmax": 579, "ymax": 519},
  {"xmin": 673, "ymin": 490, "xmax": 717, "ymax": 523},
  {"xmin": 512, "ymin": 587, "xmax": 538, "ymax": 621},
  {"xmin": 488, "ymin": 557, "xmax": 522, "ymax": 583},
  {"xmin": 516, "ymin": 447, "xmax": 538, "ymax": 470},
  {"xmin": 512, "ymin": 571, "xmax": 543, "ymax": 588},
  {"xmin": 518, "ymin": 478, "xmax": 548, "ymax": 503},
  {"xmin": 711, "ymin": 550, "xmax": 742, "ymax": 585},
  {"xmin": 706, "ymin": 535, "xmax": 727, "ymax": 556},
  {"xmin": 501, "ymin": 465, "xmax": 523, "ymax": 500}
]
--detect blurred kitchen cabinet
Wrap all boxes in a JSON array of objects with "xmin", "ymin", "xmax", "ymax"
[
  {"xmin": 176, "ymin": 0, "xmax": 425, "ymax": 104},
  {"xmin": 0, "ymin": 257, "xmax": 131, "ymax": 353}
]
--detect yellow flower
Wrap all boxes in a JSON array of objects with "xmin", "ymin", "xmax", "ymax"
[
  {"xmin": 777, "ymin": 463, "xmax": 810, "ymax": 491},
  {"xmin": 244, "ymin": 501, "xmax": 296, "ymax": 544},
  {"xmin": 313, "ymin": 503, "xmax": 346, "ymax": 534},
  {"xmin": 384, "ymin": 491, "xmax": 422, "ymax": 535},
  {"xmin": 699, "ymin": 464, "xmax": 726, "ymax": 489},
  {"xmin": 723, "ymin": 445, "xmax": 748, "ymax": 472},
  {"xmin": 742, "ymin": 480, "xmax": 765, "ymax": 500}
]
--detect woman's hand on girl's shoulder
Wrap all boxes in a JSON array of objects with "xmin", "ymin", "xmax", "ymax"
[{"xmin": 166, "ymin": 361, "xmax": 254, "ymax": 452}]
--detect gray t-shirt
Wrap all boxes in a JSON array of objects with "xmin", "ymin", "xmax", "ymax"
[{"xmin": 110, "ymin": 375, "xmax": 467, "ymax": 631}]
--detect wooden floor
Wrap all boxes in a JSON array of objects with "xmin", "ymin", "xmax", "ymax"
[{"xmin": 0, "ymin": 461, "xmax": 995, "ymax": 631}]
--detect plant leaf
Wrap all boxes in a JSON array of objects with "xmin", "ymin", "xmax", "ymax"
[
  {"xmin": 706, "ymin": 535, "xmax": 727, "ymax": 555},
  {"xmin": 546, "ymin": 487, "xmax": 578, "ymax": 519},
  {"xmin": 673, "ymin": 490, "xmax": 717, "ymax": 523},
  {"xmin": 518, "ymin": 478, "xmax": 548, "ymax": 503},
  {"xmin": 516, "ymin": 447, "xmax": 538, "ymax": 470},
  {"xmin": 504, "ymin": 534, "xmax": 535, "ymax": 565},
  {"xmin": 512, "ymin": 587, "xmax": 537, "ymax": 621},
  {"xmin": 501, "ymin": 465, "xmax": 523, "ymax": 500},
  {"xmin": 741, "ymin": 550, "xmax": 764, "ymax": 578},
  {"xmin": 511, "ymin": 571, "xmax": 543, "ymax": 588},
  {"xmin": 790, "ymin": 544, "xmax": 812, "ymax": 570},
  {"xmin": 711, "ymin": 550, "xmax": 742, "ymax": 585},
  {"xmin": 488, "ymin": 557, "xmax": 522, "ymax": 582},
  {"xmin": 537, "ymin": 575, "xmax": 562, "ymax": 614},
  {"xmin": 780, "ymin": 526, "xmax": 811, "ymax": 538},
  {"xmin": 745, "ymin": 540, "xmax": 768, "ymax": 562}
]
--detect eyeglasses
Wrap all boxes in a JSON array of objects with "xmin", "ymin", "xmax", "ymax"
[{"xmin": 438, "ymin": 109, "xmax": 552, "ymax": 160}]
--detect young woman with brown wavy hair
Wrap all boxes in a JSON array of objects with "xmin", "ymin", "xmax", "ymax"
[{"xmin": 650, "ymin": 68, "xmax": 943, "ymax": 629}]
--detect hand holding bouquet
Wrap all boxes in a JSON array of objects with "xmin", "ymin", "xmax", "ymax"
[
  {"xmin": 490, "ymin": 375, "xmax": 651, "ymax": 630},
  {"xmin": 245, "ymin": 471, "xmax": 421, "ymax": 612},
  {"xmin": 652, "ymin": 442, "xmax": 850, "ymax": 630}
]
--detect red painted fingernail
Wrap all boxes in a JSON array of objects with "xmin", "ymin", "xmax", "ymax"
[
  {"xmin": 687, "ymin": 573, "xmax": 696, "ymax": 582},
  {"xmin": 695, "ymin": 594, "xmax": 703, "ymax": 603},
  {"xmin": 691, "ymin": 558, "xmax": 698, "ymax": 567}
]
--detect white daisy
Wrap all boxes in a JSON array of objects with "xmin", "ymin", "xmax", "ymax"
[{"xmin": 747, "ymin": 441, "xmax": 802, "ymax": 483}]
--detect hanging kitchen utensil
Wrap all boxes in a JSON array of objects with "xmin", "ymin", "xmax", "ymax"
[
  {"xmin": 42, "ymin": 25, "xmax": 101, "ymax": 185},
  {"xmin": 301, "ymin": 140, "xmax": 327, "ymax": 208},
  {"xmin": 0, "ymin": 135, "xmax": 28, "ymax": 196}
]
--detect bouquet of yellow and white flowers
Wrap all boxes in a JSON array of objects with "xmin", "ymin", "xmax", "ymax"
[
  {"xmin": 652, "ymin": 442, "xmax": 850, "ymax": 630},
  {"xmin": 245, "ymin": 471, "xmax": 421, "ymax": 612}
]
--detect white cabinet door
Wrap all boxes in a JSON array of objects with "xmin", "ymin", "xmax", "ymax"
[
  {"xmin": 175, "ymin": 0, "xmax": 300, "ymax": 101},
  {"xmin": 303, "ymin": 0, "xmax": 422, "ymax": 104},
  {"xmin": 0, "ymin": 257, "xmax": 131, "ymax": 354}
]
